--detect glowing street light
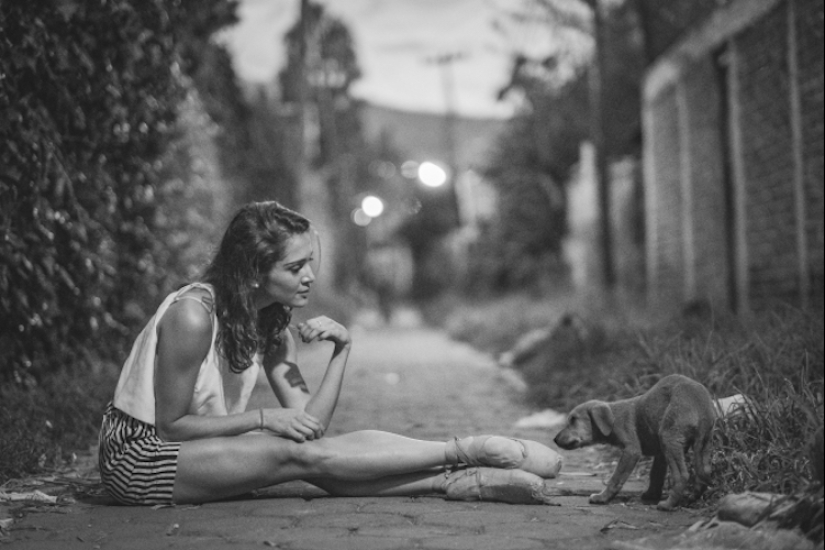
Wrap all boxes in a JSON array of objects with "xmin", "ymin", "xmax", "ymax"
[
  {"xmin": 417, "ymin": 161, "xmax": 447, "ymax": 187},
  {"xmin": 361, "ymin": 195, "xmax": 385, "ymax": 218},
  {"xmin": 351, "ymin": 208, "xmax": 371, "ymax": 226},
  {"xmin": 351, "ymin": 195, "xmax": 385, "ymax": 227},
  {"xmin": 400, "ymin": 160, "xmax": 420, "ymax": 179}
]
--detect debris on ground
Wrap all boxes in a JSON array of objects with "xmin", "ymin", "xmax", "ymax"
[
  {"xmin": 0, "ymin": 490, "xmax": 58, "ymax": 504},
  {"xmin": 612, "ymin": 486, "xmax": 824, "ymax": 550}
]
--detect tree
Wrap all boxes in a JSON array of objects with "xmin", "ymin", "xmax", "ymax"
[
  {"xmin": 630, "ymin": 0, "xmax": 721, "ymax": 64},
  {"xmin": 278, "ymin": 1, "xmax": 365, "ymax": 290},
  {"xmin": 475, "ymin": 0, "xmax": 645, "ymax": 293}
]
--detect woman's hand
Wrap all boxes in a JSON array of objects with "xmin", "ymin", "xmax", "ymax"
[
  {"xmin": 295, "ymin": 316, "xmax": 351, "ymax": 348},
  {"xmin": 261, "ymin": 408, "xmax": 325, "ymax": 442}
]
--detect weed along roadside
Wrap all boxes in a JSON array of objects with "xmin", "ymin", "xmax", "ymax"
[{"xmin": 436, "ymin": 295, "xmax": 825, "ymax": 549}]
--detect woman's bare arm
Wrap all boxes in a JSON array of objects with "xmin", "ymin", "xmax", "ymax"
[
  {"xmin": 264, "ymin": 317, "xmax": 351, "ymax": 432},
  {"xmin": 154, "ymin": 299, "xmax": 322, "ymax": 442}
]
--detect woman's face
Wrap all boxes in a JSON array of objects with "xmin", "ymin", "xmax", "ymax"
[{"xmin": 254, "ymin": 231, "xmax": 315, "ymax": 310}]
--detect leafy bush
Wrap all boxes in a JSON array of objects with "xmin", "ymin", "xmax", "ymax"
[
  {"xmin": 0, "ymin": 0, "xmax": 236, "ymax": 386},
  {"xmin": 0, "ymin": 366, "xmax": 119, "ymax": 482},
  {"xmin": 473, "ymin": 1, "xmax": 645, "ymax": 296},
  {"xmin": 0, "ymin": 0, "xmax": 239, "ymax": 483}
]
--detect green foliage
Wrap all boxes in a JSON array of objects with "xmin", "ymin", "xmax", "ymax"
[
  {"xmin": 0, "ymin": 0, "xmax": 241, "ymax": 482},
  {"xmin": 0, "ymin": 0, "xmax": 236, "ymax": 385},
  {"xmin": 278, "ymin": 1, "xmax": 385, "ymax": 293},
  {"xmin": 188, "ymin": 42, "xmax": 301, "ymax": 210},
  {"xmin": 475, "ymin": 1, "xmax": 645, "ymax": 294},
  {"xmin": 475, "ymin": 74, "xmax": 585, "ymax": 294},
  {"xmin": 278, "ymin": 0, "xmax": 361, "ymax": 109},
  {"xmin": 278, "ymin": 0, "xmax": 363, "ymax": 171},
  {"xmin": 441, "ymin": 295, "xmax": 824, "ymax": 501},
  {"xmin": 0, "ymin": 366, "xmax": 119, "ymax": 482},
  {"xmin": 633, "ymin": 0, "xmax": 722, "ymax": 62}
]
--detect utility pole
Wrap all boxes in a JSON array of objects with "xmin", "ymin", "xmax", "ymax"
[
  {"xmin": 294, "ymin": 0, "xmax": 311, "ymax": 213},
  {"xmin": 426, "ymin": 51, "xmax": 465, "ymax": 228},
  {"xmin": 584, "ymin": 0, "xmax": 616, "ymax": 288},
  {"xmin": 429, "ymin": 52, "xmax": 462, "ymax": 178},
  {"xmin": 297, "ymin": 0, "xmax": 357, "ymax": 292}
]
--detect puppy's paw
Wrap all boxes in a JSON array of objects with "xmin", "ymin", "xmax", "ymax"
[
  {"xmin": 684, "ymin": 484, "xmax": 707, "ymax": 503},
  {"xmin": 589, "ymin": 491, "xmax": 612, "ymax": 505},
  {"xmin": 656, "ymin": 499, "xmax": 679, "ymax": 511},
  {"xmin": 641, "ymin": 490, "xmax": 662, "ymax": 504}
]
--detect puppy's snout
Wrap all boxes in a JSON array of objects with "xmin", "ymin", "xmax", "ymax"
[{"xmin": 554, "ymin": 429, "xmax": 579, "ymax": 450}]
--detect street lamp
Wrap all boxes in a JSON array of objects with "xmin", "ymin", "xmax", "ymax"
[
  {"xmin": 351, "ymin": 194, "xmax": 385, "ymax": 227},
  {"xmin": 361, "ymin": 195, "xmax": 385, "ymax": 217},
  {"xmin": 417, "ymin": 161, "xmax": 448, "ymax": 188}
]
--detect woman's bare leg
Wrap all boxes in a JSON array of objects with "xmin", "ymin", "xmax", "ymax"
[
  {"xmin": 172, "ymin": 430, "xmax": 449, "ymax": 503},
  {"xmin": 308, "ymin": 471, "xmax": 447, "ymax": 497},
  {"xmin": 309, "ymin": 467, "xmax": 555, "ymax": 505}
]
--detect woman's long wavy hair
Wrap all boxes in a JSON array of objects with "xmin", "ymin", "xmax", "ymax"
[{"xmin": 203, "ymin": 201, "xmax": 311, "ymax": 373}]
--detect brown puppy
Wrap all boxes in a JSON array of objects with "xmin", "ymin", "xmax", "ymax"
[{"xmin": 553, "ymin": 374, "xmax": 715, "ymax": 510}]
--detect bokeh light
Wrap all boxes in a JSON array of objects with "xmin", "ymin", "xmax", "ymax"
[
  {"xmin": 351, "ymin": 208, "xmax": 372, "ymax": 226},
  {"xmin": 400, "ymin": 160, "xmax": 419, "ymax": 179},
  {"xmin": 417, "ymin": 161, "xmax": 447, "ymax": 187},
  {"xmin": 361, "ymin": 195, "xmax": 384, "ymax": 218}
]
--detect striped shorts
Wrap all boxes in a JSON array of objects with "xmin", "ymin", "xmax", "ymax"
[{"xmin": 98, "ymin": 402, "xmax": 181, "ymax": 505}]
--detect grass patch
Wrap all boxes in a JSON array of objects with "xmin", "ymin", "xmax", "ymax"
[
  {"xmin": 436, "ymin": 292, "xmax": 824, "ymax": 503},
  {"xmin": 0, "ymin": 365, "xmax": 118, "ymax": 485}
]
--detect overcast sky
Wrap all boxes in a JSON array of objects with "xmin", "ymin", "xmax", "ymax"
[{"xmin": 218, "ymin": 0, "xmax": 592, "ymax": 120}]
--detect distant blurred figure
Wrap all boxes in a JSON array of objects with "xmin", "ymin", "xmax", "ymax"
[{"xmin": 364, "ymin": 241, "xmax": 413, "ymax": 325}]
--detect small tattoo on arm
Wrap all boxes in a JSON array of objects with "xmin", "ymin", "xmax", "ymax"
[{"xmin": 283, "ymin": 361, "xmax": 309, "ymax": 392}]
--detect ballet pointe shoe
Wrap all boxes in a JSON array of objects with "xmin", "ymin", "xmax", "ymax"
[
  {"xmin": 443, "ymin": 467, "xmax": 555, "ymax": 505},
  {"xmin": 446, "ymin": 436, "xmax": 563, "ymax": 479},
  {"xmin": 520, "ymin": 439, "xmax": 563, "ymax": 478}
]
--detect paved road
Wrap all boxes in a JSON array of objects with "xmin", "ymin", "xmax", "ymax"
[{"xmin": 2, "ymin": 325, "xmax": 705, "ymax": 549}]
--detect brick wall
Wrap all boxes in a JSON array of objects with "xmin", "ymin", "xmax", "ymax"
[
  {"xmin": 737, "ymin": 2, "xmax": 800, "ymax": 308},
  {"xmin": 647, "ymin": 87, "xmax": 684, "ymax": 303},
  {"xmin": 643, "ymin": 0, "xmax": 824, "ymax": 313},
  {"xmin": 683, "ymin": 58, "xmax": 731, "ymax": 304},
  {"xmin": 796, "ymin": 0, "xmax": 825, "ymax": 308}
]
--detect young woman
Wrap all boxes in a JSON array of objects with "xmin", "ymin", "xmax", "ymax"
[{"xmin": 98, "ymin": 201, "xmax": 562, "ymax": 506}]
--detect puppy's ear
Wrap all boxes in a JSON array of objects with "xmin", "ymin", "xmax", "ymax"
[{"xmin": 589, "ymin": 402, "xmax": 614, "ymax": 437}]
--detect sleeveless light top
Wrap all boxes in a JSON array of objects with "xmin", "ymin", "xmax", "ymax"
[{"xmin": 112, "ymin": 282, "xmax": 260, "ymax": 426}]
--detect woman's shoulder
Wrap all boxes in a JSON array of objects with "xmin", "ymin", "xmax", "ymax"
[
  {"xmin": 159, "ymin": 287, "xmax": 214, "ymax": 340},
  {"xmin": 175, "ymin": 283, "xmax": 215, "ymax": 312},
  {"xmin": 155, "ymin": 293, "xmax": 215, "ymax": 369}
]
